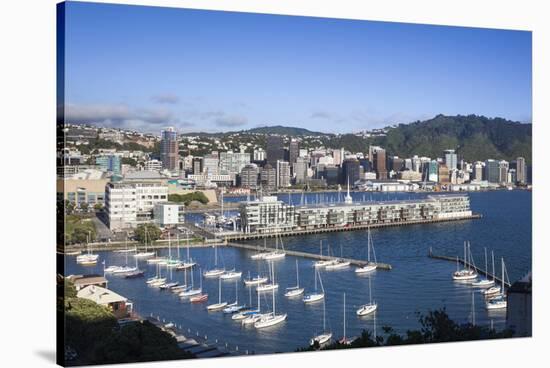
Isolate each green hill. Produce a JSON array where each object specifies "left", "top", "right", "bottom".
[{"left": 245, "top": 125, "right": 326, "bottom": 136}]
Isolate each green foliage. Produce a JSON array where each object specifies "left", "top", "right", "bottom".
[
  {"left": 93, "top": 202, "right": 103, "bottom": 211},
  {"left": 298, "top": 308, "right": 513, "bottom": 352},
  {"left": 65, "top": 215, "right": 96, "bottom": 244},
  {"left": 121, "top": 157, "right": 138, "bottom": 167},
  {"left": 168, "top": 191, "right": 209, "bottom": 206},
  {"left": 134, "top": 223, "right": 162, "bottom": 244}
]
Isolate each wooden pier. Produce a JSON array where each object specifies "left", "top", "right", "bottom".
[
  {"left": 226, "top": 241, "right": 392, "bottom": 270},
  {"left": 220, "top": 214, "right": 482, "bottom": 241},
  {"left": 428, "top": 248, "right": 510, "bottom": 287}
]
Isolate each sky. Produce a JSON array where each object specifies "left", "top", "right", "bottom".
[{"left": 61, "top": 1, "right": 532, "bottom": 134}]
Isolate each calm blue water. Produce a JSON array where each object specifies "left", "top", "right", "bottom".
[{"left": 65, "top": 190, "right": 531, "bottom": 355}]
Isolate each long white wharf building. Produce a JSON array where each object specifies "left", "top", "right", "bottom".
[{"left": 239, "top": 194, "right": 472, "bottom": 234}]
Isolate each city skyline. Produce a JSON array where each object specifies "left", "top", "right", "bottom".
[{"left": 62, "top": 2, "right": 532, "bottom": 134}]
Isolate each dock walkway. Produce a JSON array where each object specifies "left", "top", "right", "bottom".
[{"left": 226, "top": 241, "right": 392, "bottom": 270}]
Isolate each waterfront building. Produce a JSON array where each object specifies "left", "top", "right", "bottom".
[
  {"left": 266, "top": 136, "right": 285, "bottom": 166},
  {"left": 317, "top": 165, "right": 340, "bottom": 186},
  {"left": 333, "top": 147, "right": 345, "bottom": 166},
  {"left": 473, "top": 161, "right": 484, "bottom": 181},
  {"left": 289, "top": 139, "right": 300, "bottom": 164},
  {"left": 96, "top": 154, "right": 121, "bottom": 176},
  {"left": 239, "top": 194, "right": 472, "bottom": 234},
  {"left": 187, "top": 173, "right": 234, "bottom": 187},
  {"left": 514, "top": 157, "right": 527, "bottom": 184},
  {"left": 293, "top": 157, "right": 309, "bottom": 184},
  {"left": 153, "top": 202, "right": 185, "bottom": 227},
  {"left": 399, "top": 169, "right": 422, "bottom": 181},
  {"left": 508, "top": 169, "right": 517, "bottom": 184},
  {"left": 58, "top": 177, "right": 108, "bottom": 207},
  {"left": 484, "top": 159, "right": 500, "bottom": 184},
  {"left": 240, "top": 163, "right": 259, "bottom": 189},
  {"left": 160, "top": 127, "right": 178, "bottom": 170},
  {"left": 390, "top": 157, "right": 403, "bottom": 172},
  {"left": 444, "top": 149, "right": 458, "bottom": 170},
  {"left": 220, "top": 151, "right": 251, "bottom": 175},
  {"left": 438, "top": 164, "right": 450, "bottom": 185},
  {"left": 342, "top": 158, "right": 361, "bottom": 185},
  {"left": 105, "top": 181, "right": 168, "bottom": 229},
  {"left": 276, "top": 160, "right": 291, "bottom": 188},
  {"left": 77, "top": 285, "right": 132, "bottom": 319},
  {"left": 260, "top": 164, "right": 277, "bottom": 192},
  {"left": 428, "top": 160, "right": 439, "bottom": 182},
  {"left": 499, "top": 160, "right": 509, "bottom": 184}
]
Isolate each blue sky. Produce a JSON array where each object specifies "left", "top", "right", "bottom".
[{"left": 62, "top": 1, "right": 532, "bottom": 133}]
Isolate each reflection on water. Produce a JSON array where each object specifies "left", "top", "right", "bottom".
[{"left": 65, "top": 190, "right": 531, "bottom": 354}]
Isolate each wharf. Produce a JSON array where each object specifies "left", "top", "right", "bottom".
[
  {"left": 226, "top": 241, "right": 392, "bottom": 270},
  {"left": 221, "top": 214, "right": 482, "bottom": 241},
  {"left": 428, "top": 248, "right": 511, "bottom": 287}
]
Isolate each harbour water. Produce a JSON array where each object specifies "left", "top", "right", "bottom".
[{"left": 65, "top": 190, "right": 531, "bottom": 355}]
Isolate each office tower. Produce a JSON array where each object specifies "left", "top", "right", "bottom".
[
  {"left": 203, "top": 153, "right": 219, "bottom": 175},
  {"left": 333, "top": 147, "right": 345, "bottom": 166},
  {"left": 260, "top": 164, "right": 277, "bottom": 192},
  {"left": 515, "top": 157, "right": 526, "bottom": 184},
  {"left": 473, "top": 161, "right": 484, "bottom": 181},
  {"left": 499, "top": 160, "right": 509, "bottom": 184},
  {"left": 428, "top": 160, "right": 439, "bottom": 182},
  {"left": 289, "top": 139, "right": 300, "bottom": 164},
  {"left": 160, "top": 127, "right": 178, "bottom": 170},
  {"left": 438, "top": 164, "right": 450, "bottom": 185},
  {"left": 276, "top": 160, "right": 291, "bottom": 188},
  {"left": 359, "top": 158, "right": 371, "bottom": 173},
  {"left": 372, "top": 148, "right": 387, "bottom": 179},
  {"left": 293, "top": 157, "right": 308, "bottom": 184},
  {"left": 253, "top": 148, "right": 266, "bottom": 161},
  {"left": 342, "top": 158, "right": 360, "bottom": 185},
  {"left": 484, "top": 159, "right": 500, "bottom": 183},
  {"left": 95, "top": 155, "right": 121, "bottom": 176},
  {"left": 391, "top": 157, "right": 403, "bottom": 172},
  {"left": 508, "top": 169, "right": 517, "bottom": 184},
  {"left": 192, "top": 157, "right": 203, "bottom": 175},
  {"left": 219, "top": 151, "right": 251, "bottom": 175},
  {"left": 444, "top": 149, "right": 457, "bottom": 170},
  {"left": 240, "top": 163, "right": 259, "bottom": 189},
  {"left": 266, "top": 135, "right": 285, "bottom": 166}
]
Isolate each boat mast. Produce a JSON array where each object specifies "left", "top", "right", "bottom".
[
  {"left": 322, "top": 297, "right": 326, "bottom": 332},
  {"left": 272, "top": 261, "right": 276, "bottom": 315},
  {"left": 296, "top": 259, "right": 300, "bottom": 288},
  {"left": 491, "top": 251, "right": 495, "bottom": 281},
  {"left": 343, "top": 293, "right": 346, "bottom": 341},
  {"left": 218, "top": 277, "right": 222, "bottom": 304},
  {"left": 484, "top": 247, "right": 488, "bottom": 278}
]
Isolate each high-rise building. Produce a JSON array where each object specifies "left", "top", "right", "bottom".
[
  {"left": 276, "top": 160, "right": 291, "bottom": 188},
  {"left": 438, "top": 164, "right": 450, "bottom": 185},
  {"left": 293, "top": 157, "right": 308, "bottom": 184},
  {"left": 499, "top": 160, "right": 509, "bottom": 184},
  {"left": 253, "top": 148, "right": 266, "bottom": 161},
  {"left": 515, "top": 157, "right": 526, "bottom": 184},
  {"left": 473, "top": 161, "right": 484, "bottom": 181},
  {"left": 96, "top": 155, "right": 121, "bottom": 176},
  {"left": 203, "top": 153, "right": 219, "bottom": 175},
  {"left": 342, "top": 158, "right": 360, "bottom": 185},
  {"left": 266, "top": 136, "right": 285, "bottom": 166},
  {"left": 160, "top": 127, "right": 178, "bottom": 170},
  {"left": 219, "top": 151, "right": 250, "bottom": 175},
  {"left": 484, "top": 159, "right": 500, "bottom": 183},
  {"left": 240, "top": 163, "right": 259, "bottom": 189},
  {"left": 372, "top": 148, "right": 387, "bottom": 179},
  {"left": 192, "top": 157, "right": 203, "bottom": 175},
  {"left": 391, "top": 157, "right": 404, "bottom": 172},
  {"left": 289, "top": 139, "right": 300, "bottom": 164},
  {"left": 428, "top": 160, "right": 439, "bottom": 182},
  {"left": 444, "top": 149, "right": 457, "bottom": 170},
  {"left": 333, "top": 148, "right": 345, "bottom": 166},
  {"left": 260, "top": 164, "right": 277, "bottom": 192},
  {"left": 359, "top": 158, "right": 371, "bottom": 173}
]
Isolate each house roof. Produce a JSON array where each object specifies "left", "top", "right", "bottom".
[
  {"left": 72, "top": 275, "right": 108, "bottom": 287},
  {"left": 77, "top": 285, "right": 127, "bottom": 305}
]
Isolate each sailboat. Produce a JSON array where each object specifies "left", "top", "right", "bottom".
[
  {"left": 134, "top": 227, "right": 155, "bottom": 258},
  {"left": 452, "top": 241, "right": 478, "bottom": 281},
  {"left": 285, "top": 259, "right": 305, "bottom": 297},
  {"left": 76, "top": 234, "right": 99, "bottom": 265},
  {"left": 338, "top": 293, "right": 354, "bottom": 345},
  {"left": 325, "top": 244, "right": 351, "bottom": 270},
  {"left": 256, "top": 261, "right": 279, "bottom": 292},
  {"left": 220, "top": 269, "right": 243, "bottom": 280},
  {"left": 241, "top": 283, "right": 264, "bottom": 325},
  {"left": 356, "top": 276, "right": 377, "bottom": 316},
  {"left": 355, "top": 227, "right": 377, "bottom": 274},
  {"left": 203, "top": 245, "right": 225, "bottom": 278},
  {"left": 243, "top": 270, "right": 268, "bottom": 286},
  {"left": 262, "top": 235, "right": 286, "bottom": 261},
  {"left": 482, "top": 251, "right": 501, "bottom": 296},
  {"left": 254, "top": 261, "right": 287, "bottom": 329},
  {"left": 303, "top": 268, "right": 325, "bottom": 303},
  {"left": 207, "top": 277, "right": 228, "bottom": 311},
  {"left": 232, "top": 286, "right": 257, "bottom": 320},
  {"left": 310, "top": 297, "right": 332, "bottom": 346},
  {"left": 146, "top": 263, "right": 167, "bottom": 286},
  {"left": 111, "top": 237, "right": 138, "bottom": 275},
  {"left": 223, "top": 279, "right": 246, "bottom": 313},
  {"left": 472, "top": 248, "right": 496, "bottom": 287},
  {"left": 314, "top": 240, "right": 336, "bottom": 268},
  {"left": 486, "top": 257, "right": 508, "bottom": 310},
  {"left": 179, "top": 232, "right": 196, "bottom": 269},
  {"left": 190, "top": 293, "right": 208, "bottom": 303},
  {"left": 180, "top": 268, "right": 202, "bottom": 297},
  {"left": 250, "top": 238, "right": 269, "bottom": 260}
]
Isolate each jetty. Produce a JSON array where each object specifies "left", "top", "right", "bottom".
[
  {"left": 226, "top": 241, "right": 392, "bottom": 270},
  {"left": 428, "top": 248, "right": 511, "bottom": 287}
]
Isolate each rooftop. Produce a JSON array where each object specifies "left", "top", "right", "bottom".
[{"left": 77, "top": 285, "right": 127, "bottom": 305}]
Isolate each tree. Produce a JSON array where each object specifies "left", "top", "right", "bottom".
[
  {"left": 134, "top": 223, "right": 161, "bottom": 244},
  {"left": 168, "top": 192, "right": 209, "bottom": 206},
  {"left": 80, "top": 202, "right": 89, "bottom": 212},
  {"left": 93, "top": 203, "right": 104, "bottom": 211},
  {"left": 121, "top": 157, "right": 138, "bottom": 167},
  {"left": 65, "top": 200, "right": 75, "bottom": 215}
]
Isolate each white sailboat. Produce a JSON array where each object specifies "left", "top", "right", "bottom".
[
  {"left": 473, "top": 248, "right": 496, "bottom": 287},
  {"left": 355, "top": 227, "right": 377, "bottom": 274},
  {"left": 262, "top": 235, "right": 286, "bottom": 261},
  {"left": 76, "top": 234, "right": 99, "bottom": 265},
  {"left": 232, "top": 286, "right": 257, "bottom": 320},
  {"left": 181, "top": 232, "right": 197, "bottom": 268},
  {"left": 203, "top": 245, "right": 225, "bottom": 278},
  {"left": 254, "top": 262, "right": 287, "bottom": 329},
  {"left": 243, "top": 270, "right": 268, "bottom": 286},
  {"left": 356, "top": 276, "right": 378, "bottom": 316},
  {"left": 146, "top": 263, "right": 167, "bottom": 286},
  {"left": 285, "top": 259, "right": 305, "bottom": 297},
  {"left": 250, "top": 238, "right": 269, "bottom": 260},
  {"left": 207, "top": 277, "right": 228, "bottom": 311},
  {"left": 486, "top": 257, "right": 508, "bottom": 310},
  {"left": 452, "top": 241, "right": 478, "bottom": 281},
  {"left": 134, "top": 227, "right": 155, "bottom": 258},
  {"left": 313, "top": 240, "right": 336, "bottom": 268},
  {"left": 220, "top": 269, "right": 243, "bottom": 280},
  {"left": 241, "top": 284, "right": 263, "bottom": 325},
  {"left": 223, "top": 279, "right": 246, "bottom": 313},
  {"left": 180, "top": 268, "right": 202, "bottom": 297},
  {"left": 339, "top": 293, "right": 353, "bottom": 345},
  {"left": 310, "top": 297, "right": 332, "bottom": 346},
  {"left": 303, "top": 268, "right": 325, "bottom": 303}
]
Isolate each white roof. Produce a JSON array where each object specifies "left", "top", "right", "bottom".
[{"left": 77, "top": 285, "right": 127, "bottom": 305}]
